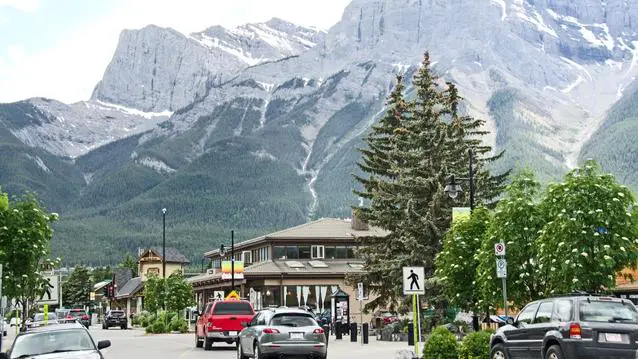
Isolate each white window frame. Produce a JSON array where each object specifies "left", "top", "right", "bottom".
[
  {"left": 311, "top": 245, "right": 325, "bottom": 259},
  {"left": 242, "top": 251, "right": 252, "bottom": 264}
]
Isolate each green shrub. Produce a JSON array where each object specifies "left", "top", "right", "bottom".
[
  {"left": 151, "top": 321, "right": 167, "bottom": 334},
  {"left": 424, "top": 326, "right": 459, "bottom": 359},
  {"left": 459, "top": 331, "right": 492, "bottom": 359},
  {"left": 169, "top": 318, "right": 189, "bottom": 333}
]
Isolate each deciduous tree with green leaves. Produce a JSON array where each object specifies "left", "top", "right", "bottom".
[
  {"left": 165, "top": 272, "right": 195, "bottom": 313},
  {"left": 143, "top": 273, "right": 165, "bottom": 314},
  {"left": 435, "top": 207, "right": 490, "bottom": 312},
  {"left": 0, "top": 190, "right": 59, "bottom": 328},
  {"left": 475, "top": 170, "right": 545, "bottom": 311},
  {"left": 535, "top": 160, "right": 638, "bottom": 294}
]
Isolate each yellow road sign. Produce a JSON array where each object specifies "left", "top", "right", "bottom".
[{"left": 225, "top": 291, "right": 240, "bottom": 300}]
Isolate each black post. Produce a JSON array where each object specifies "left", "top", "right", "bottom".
[
  {"left": 350, "top": 322, "right": 357, "bottom": 342},
  {"left": 362, "top": 322, "right": 369, "bottom": 344},
  {"left": 468, "top": 148, "right": 475, "bottom": 211},
  {"left": 231, "top": 230, "right": 235, "bottom": 292},
  {"left": 162, "top": 208, "right": 166, "bottom": 279}
]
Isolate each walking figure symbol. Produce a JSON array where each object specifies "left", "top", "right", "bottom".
[{"left": 407, "top": 270, "right": 420, "bottom": 290}]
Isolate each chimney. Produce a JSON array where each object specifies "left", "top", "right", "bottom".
[
  {"left": 138, "top": 247, "right": 144, "bottom": 257},
  {"left": 351, "top": 209, "right": 369, "bottom": 230}
]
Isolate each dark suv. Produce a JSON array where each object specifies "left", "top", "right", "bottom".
[
  {"left": 490, "top": 292, "right": 638, "bottom": 359},
  {"left": 102, "top": 309, "right": 127, "bottom": 330}
]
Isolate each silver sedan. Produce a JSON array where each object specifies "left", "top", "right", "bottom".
[{"left": 237, "top": 308, "right": 327, "bottom": 359}]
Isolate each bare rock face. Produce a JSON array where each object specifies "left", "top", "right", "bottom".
[{"left": 91, "top": 19, "right": 325, "bottom": 113}]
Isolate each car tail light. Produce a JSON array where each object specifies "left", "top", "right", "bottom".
[
  {"left": 82, "top": 315, "right": 89, "bottom": 320},
  {"left": 313, "top": 328, "right": 325, "bottom": 334},
  {"left": 66, "top": 315, "right": 73, "bottom": 320},
  {"left": 262, "top": 328, "right": 280, "bottom": 334},
  {"left": 569, "top": 323, "right": 581, "bottom": 339}
]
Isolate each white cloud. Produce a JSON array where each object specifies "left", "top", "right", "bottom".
[
  {"left": 0, "top": 0, "right": 40, "bottom": 12},
  {"left": 6, "top": 44, "right": 25, "bottom": 62},
  {"left": 0, "top": 0, "right": 350, "bottom": 104}
]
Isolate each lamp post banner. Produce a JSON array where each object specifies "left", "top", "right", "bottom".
[
  {"left": 452, "top": 207, "right": 471, "bottom": 223},
  {"left": 221, "top": 260, "right": 244, "bottom": 280}
]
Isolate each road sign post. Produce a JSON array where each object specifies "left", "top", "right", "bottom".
[
  {"left": 495, "top": 243, "right": 508, "bottom": 317},
  {"left": 44, "top": 304, "right": 49, "bottom": 325},
  {"left": 403, "top": 267, "right": 424, "bottom": 357}
]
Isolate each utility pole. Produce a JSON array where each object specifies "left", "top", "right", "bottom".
[{"left": 162, "top": 208, "right": 167, "bottom": 279}]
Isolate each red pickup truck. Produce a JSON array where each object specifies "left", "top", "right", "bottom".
[{"left": 195, "top": 299, "right": 255, "bottom": 350}]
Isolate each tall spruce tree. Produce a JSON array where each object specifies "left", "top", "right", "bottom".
[{"left": 352, "top": 52, "right": 507, "bottom": 312}]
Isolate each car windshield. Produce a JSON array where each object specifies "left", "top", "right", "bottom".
[
  {"left": 10, "top": 329, "right": 95, "bottom": 358},
  {"left": 213, "top": 302, "right": 253, "bottom": 315},
  {"left": 271, "top": 313, "right": 318, "bottom": 327},
  {"left": 579, "top": 300, "right": 638, "bottom": 322}
]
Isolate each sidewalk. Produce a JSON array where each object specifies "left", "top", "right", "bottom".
[{"left": 327, "top": 335, "right": 418, "bottom": 358}]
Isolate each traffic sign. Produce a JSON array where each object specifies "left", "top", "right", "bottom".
[
  {"left": 403, "top": 267, "right": 425, "bottom": 295},
  {"left": 496, "top": 259, "right": 507, "bottom": 278},
  {"left": 89, "top": 292, "right": 95, "bottom": 301},
  {"left": 494, "top": 243, "right": 506, "bottom": 256},
  {"left": 213, "top": 291, "right": 225, "bottom": 301}
]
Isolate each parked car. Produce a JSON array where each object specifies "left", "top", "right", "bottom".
[
  {"left": 371, "top": 310, "right": 398, "bottom": 329},
  {"left": 237, "top": 307, "right": 327, "bottom": 359},
  {"left": 1, "top": 319, "right": 7, "bottom": 336},
  {"left": 30, "top": 312, "right": 58, "bottom": 328},
  {"left": 102, "top": 309, "right": 127, "bottom": 330},
  {"left": 56, "top": 309, "right": 72, "bottom": 324},
  {"left": 490, "top": 292, "right": 638, "bottom": 359},
  {"left": 195, "top": 298, "right": 255, "bottom": 350},
  {"left": 9, "top": 317, "right": 21, "bottom": 327},
  {"left": 0, "top": 322, "right": 111, "bottom": 359},
  {"left": 69, "top": 308, "right": 91, "bottom": 328}
]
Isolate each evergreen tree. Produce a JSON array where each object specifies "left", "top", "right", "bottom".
[
  {"left": 351, "top": 52, "right": 507, "bottom": 312},
  {"left": 62, "top": 266, "right": 93, "bottom": 308}
]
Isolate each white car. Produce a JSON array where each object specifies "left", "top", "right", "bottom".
[
  {"left": 9, "top": 317, "right": 20, "bottom": 327},
  {"left": 1, "top": 320, "right": 7, "bottom": 336}
]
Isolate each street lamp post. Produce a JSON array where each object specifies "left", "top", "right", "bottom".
[
  {"left": 444, "top": 148, "right": 479, "bottom": 331},
  {"left": 219, "top": 230, "right": 235, "bottom": 294},
  {"left": 162, "top": 208, "right": 167, "bottom": 279}
]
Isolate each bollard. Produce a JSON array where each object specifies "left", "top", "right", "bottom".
[
  {"left": 362, "top": 323, "right": 369, "bottom": 344},
  {"left": 407, "top": 321, "right": 415, "bottom": 346},
  {"left": 350, "top": 323, "right": 357, "bottom": 342},
  {"left": 336, "top": 322, "right": 343, "bottom": 340}
]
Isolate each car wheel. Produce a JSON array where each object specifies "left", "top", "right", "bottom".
[
  {"left": 204, "top": 337, "right": 213, "bottom": 351},
  {"left": 236, "top": 342, "right": 248, "bottom": 359},
  {"left": 121, "top": 325, "right": 127, "bottom": 330},
  {"left": 490, "top": 343, "right": 508, "bottom": 359},
  {"left": 253, "top": 343, "right": 261, "bottom": 359},
  {"left": 546, "top": 344, "right": 564, "bottom": 359}
]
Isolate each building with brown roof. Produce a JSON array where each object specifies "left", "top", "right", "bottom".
[{"left": 188, "top": 216, "right": 389, "bottom": 323}]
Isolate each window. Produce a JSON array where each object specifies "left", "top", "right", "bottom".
[
  {"left": 286, "top": 246, "right": 299, "bottom": 259},
  {"left": 311, "top": 245, "right": 325, "bottom": 259},
  {"left": 213, "top": 302, "right": 254, "bottom": 315},
  {"left": 270, "top": 313, "right": 317, "bottom": 327},
  {"left": 262, "top": 247, "right": 269, "bottom": 261},
  {"left": 335, "top": 246, "right": 347, "bottom": 259},
  {"left": 298, "top": 246, "right": 311, "bottom": 259},
  {"left": 579, "top": 299, "right": 638, "bottom": 323},
  {"left": 516, "top": 303, "right": 539, "bottom": 325},
  {"left": 249, "top": 312, "right": 261, "bottom": 326},
  {"left": 147, "top": 267, "right": 159, "bottom": 275},
  {"left": 552, "top": 299, "right": 573, "bottom": 322},
  {"left": 324, "top": 246, "right": 336, "bottom": 259},
  {"left": 533, "top": 301, "right": 554, "bottom": 323},
  {"left": 346, "top": 246, "right": 356, "bottom": 258},
  {"left": 242, "top": 251, "right": 252, "bottom": 264},
  {"left": 274, "top": 246, "right": 285, "bottom": 259}
]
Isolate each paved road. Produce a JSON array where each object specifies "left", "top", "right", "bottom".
[{"left": 2, "top": 326, "right": 412, "bottom": 358}]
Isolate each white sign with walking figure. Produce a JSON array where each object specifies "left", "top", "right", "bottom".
[{"left": 403, "top": 267, "right": 425, "bottom": 295}]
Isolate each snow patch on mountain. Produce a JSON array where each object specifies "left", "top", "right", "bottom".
[
  {"left": 137, "top": 157, "right": 176, "bottom": 173},
  {"left": 91, "top": 100, "right": 173, "bottom": 119},
  {"left": 251, "top": 149, "right": 277, "bottom": 161},
  {"left": 26, "top": 154, "right": 50, "bottom": 173}
]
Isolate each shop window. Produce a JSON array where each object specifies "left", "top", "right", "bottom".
[
  {"left": 335, "top": 246, "right": 347, "bottom": 259},
  {"left": 286, "top": 246, "right": 299, "bottom": 259},
  {"left": 274, "top": 246, "right": 286, "bottom": 259},
  {"left": 325, "top": 246, "right": 336, "bottom": 259}
]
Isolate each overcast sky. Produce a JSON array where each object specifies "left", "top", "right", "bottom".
[{"left": 0, "top": 0, "right": 351, "bottom": 104}]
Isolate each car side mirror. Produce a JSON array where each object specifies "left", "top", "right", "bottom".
[
  {"left": 506, "top": 317, "right": 515, "bottom": 325},
  {"left": 241, "top": 321, "right": 249, "bottom": 327},
  {"left": 97, "top": 340, "right": 111, "bottom": 350}
]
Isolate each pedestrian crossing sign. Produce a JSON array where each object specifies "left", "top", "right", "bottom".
[
  {"left": 225, "top": 291, "right": 241, "bottom": 300},
  {"left": 403, "top": 267, "right": 425, "bottom": 295}
]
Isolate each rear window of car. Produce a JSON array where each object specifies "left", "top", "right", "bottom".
[
  {"left": 70, "top": 311, "right": 86, "bottom": 317},
  {"left": 579, "top": 299, "right": 638, "bottom": 322},
  {"left": 110, "top": 311, "right": 125, "bottom": 317},
  {"left": 270, "top": 313, "right": 317, "bottom": 327},
  {"left": 34, "top": 313, "right": 57, "bottom": 321},
  {"left": 212, "top": 302, "right": 253, "bottom": 315}
]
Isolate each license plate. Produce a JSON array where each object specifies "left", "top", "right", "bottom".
[
  {"left": 228, "top": 331, "right": 237, "bottom": 336},
  {"left": 290, "top": 332, "right": 304, "bottom": 339},
  {"left": 606, "top": 333, "right": 623, "bottom": 342}
]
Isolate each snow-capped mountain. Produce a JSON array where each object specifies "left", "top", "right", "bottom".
[{"left": 2, "top": 0, "right": 638, "bottom": 263}]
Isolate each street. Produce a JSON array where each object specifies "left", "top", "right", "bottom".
[{"left": 2, "top": 326, "right": 412, "bottom": 359}]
